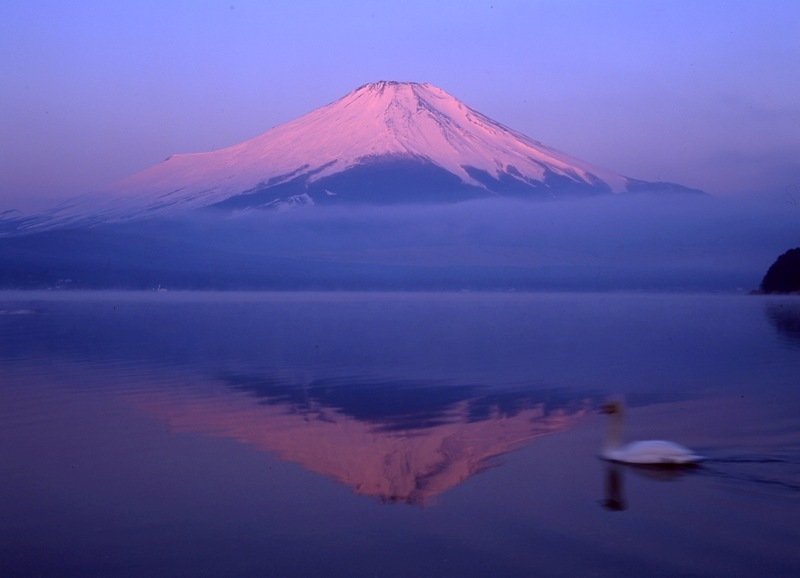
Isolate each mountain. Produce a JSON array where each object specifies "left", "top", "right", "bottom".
[
  {"left": 0, "top": 81, "right": 719, "bottom": 291},
  {"left": 5, "top": 81, "right": 702, "bottom": 233},
  {"left": 137, "top": 375, "right": 590, "bottom": 505}
]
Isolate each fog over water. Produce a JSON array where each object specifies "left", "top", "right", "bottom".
[
  {"left": 190, "top": 194, "right": 800, "bottom": 291},
  {"left": 1, "top": 193, "right": 797, "bottom": 291}
]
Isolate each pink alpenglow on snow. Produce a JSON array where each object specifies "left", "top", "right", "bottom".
[{"left": 16, "top": 81, "right": 703, "bottom": 228}]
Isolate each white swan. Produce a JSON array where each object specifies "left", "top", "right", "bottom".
[{"left": 599, "top": 402, "right": 703, "bottom": 465}]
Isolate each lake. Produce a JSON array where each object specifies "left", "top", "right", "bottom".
[{"left": 1, "top": 291, "right": 799, "bottom": 577}]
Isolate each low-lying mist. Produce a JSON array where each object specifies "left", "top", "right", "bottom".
[
  {"left": 197, "top": 194, "right": 798, "bottom": 291},
  {"left": 1, "top": 194, "right": 797, "bottom": 291}
]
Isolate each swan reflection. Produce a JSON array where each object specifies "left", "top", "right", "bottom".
[
  {"left": 601, "top": 462, "right": 694, "bottom": 512},
  {"left": 134, "top": 375, "right": 593, "bottom": 505},
  {"left": 602, "top": 463, "right": 626, "bottom": 511}
]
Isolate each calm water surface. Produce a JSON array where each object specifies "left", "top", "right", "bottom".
[{"left": 1, "top": 291, "right": 799, "bottom": 577}]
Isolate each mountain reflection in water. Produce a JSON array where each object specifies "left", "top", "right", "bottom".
[{"left": 132, "top": 375, "right": 594, "bottom": 505}]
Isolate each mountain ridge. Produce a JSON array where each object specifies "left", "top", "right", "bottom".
[
  {"left": 2, "top": 81, "right": 704, "bottom": 236},
  {"left": 106, "top": 80, "right": 631, "bottom": 209}
]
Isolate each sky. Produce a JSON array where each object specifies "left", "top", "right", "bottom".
[{"left": 1, "top": 0, "right": 799, "bottom": 211}]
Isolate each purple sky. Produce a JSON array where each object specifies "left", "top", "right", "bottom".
[{"left": 2, "top": 1, "right": 799, "bottom": 211}]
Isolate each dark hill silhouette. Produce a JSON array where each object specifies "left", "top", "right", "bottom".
[{"left": 760, "top": 247, "right": 800, "bottom": 294}]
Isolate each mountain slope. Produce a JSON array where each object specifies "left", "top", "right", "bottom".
[
  {"left": 3, "top": 81, "right": 705, "bottom": 237},
  {"left": 109, "top": 81, "right": 630, "bottom": 208},
  {"left": 38, "top": 82, "right": 700, "bottom": 222}
]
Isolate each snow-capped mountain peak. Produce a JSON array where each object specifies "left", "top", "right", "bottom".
[
  {"left": 5, "top": 81, "right": 702, "bottom": 232},
  {"left": 99, "top": 81, "right": 636, "bottom": 213}
]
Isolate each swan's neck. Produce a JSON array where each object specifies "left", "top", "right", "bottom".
[{"left": 604, "top": 411, "right": 624, "bottom": 453}]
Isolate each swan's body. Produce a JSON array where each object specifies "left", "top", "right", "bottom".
[
  {"left": 600, "top": 402, "right": 703, "bottom": 465},
  {"left": 602, "top": 440, "right": 702, "bottom": 465}
]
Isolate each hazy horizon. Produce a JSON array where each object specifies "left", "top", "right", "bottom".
[{"left": 2, "top": 195, "right": 796, "bottom": 292}]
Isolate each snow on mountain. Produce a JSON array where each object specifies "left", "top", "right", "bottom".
[
  {"left": 105, "top": 81, "right": 625, "bottom": 208},
  {"left": 7, "top": 81, "right": 703, "bottom": 232}
]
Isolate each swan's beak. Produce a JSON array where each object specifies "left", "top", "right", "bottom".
[{"left": 599, "top": 403, "right": 617, "bottom": 414}]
